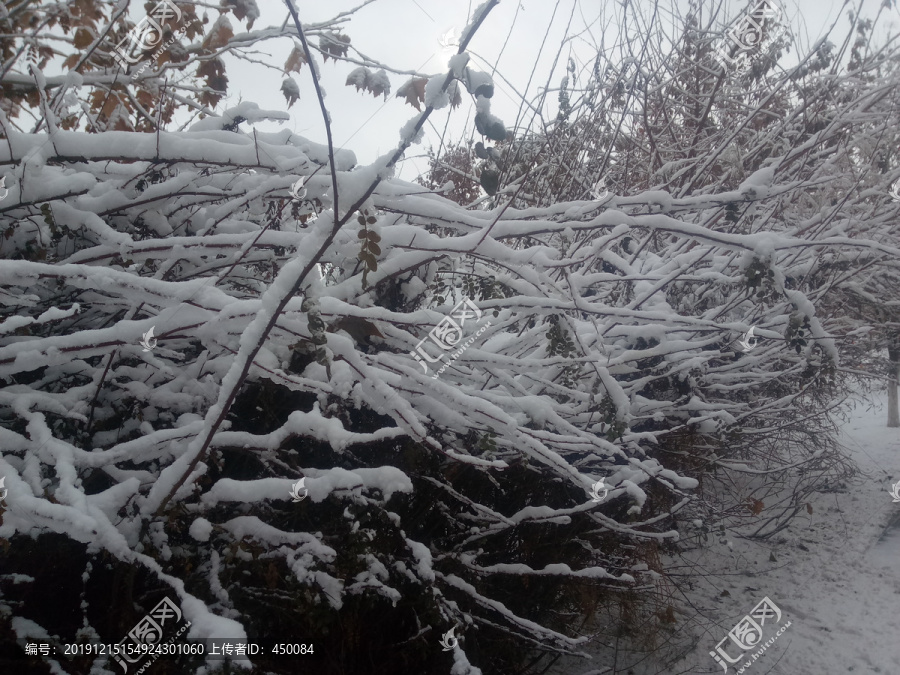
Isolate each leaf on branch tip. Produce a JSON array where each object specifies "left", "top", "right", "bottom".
[
  {"left": 284, "top": 46, "right": 307, "bottom": 74},
  {"left": 475, "top": 111, "right": 507, "bottom": 142},
  {"left": 320, "top": 32, "right": 350, "bottom": 61},
  {"left": 480, "top": 167, "right": 500, "bottom": 195},
  {"left": 74, "top": 28, "right": 94, "bottom": 49},
  {"left": 463, "top": 67, "right": 494, "bottom": 98},
  {"left": 220, "top": 0, "right": 258, "bottom": 29},
  {"left": 202, "top": 16, "right": 234, "bottom": 50},
  {"left": 330, "top": 317, "right": 384, "bottom": 341},
  {"left": 346, "top": 68, "right": 391, "bottom": 99},
  {"left": 448, "top": 80, "right": 462, "bottom": 109},
  {"left": 196, "top": 58, "right": 228, "bottom": 106},
  {"left": 397, "top": 77, "right": 427, "bottom": 111},
  {"left": 346, "top": 67, "right": 371, "bottom": 91},
  {"left": 281, "top": 78, "right": 300, "bottom": 108}
]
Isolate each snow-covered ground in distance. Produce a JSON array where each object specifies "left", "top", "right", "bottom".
[{"left": 549, "top": 392, "right": 900, "bottom": 675}]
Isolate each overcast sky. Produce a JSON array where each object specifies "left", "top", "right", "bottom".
[{"left": 212, "top": 0, "right": 899, "bottom": 181}]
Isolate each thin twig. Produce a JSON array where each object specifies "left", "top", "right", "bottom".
[{"left": 282, "top": 0, "right": 340, "bottom": 222}]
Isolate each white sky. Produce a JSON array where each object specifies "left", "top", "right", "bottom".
[{"left": 211, "top": 0, "right": 898, "bottom": 181}]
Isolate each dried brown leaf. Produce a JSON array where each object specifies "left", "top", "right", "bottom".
[
  {"left": 320, "top": 33, "right": 350, "bottom": 61},
  {"left": 397, "top": 77, "right": 427, "bottom": 111},
  {"left": 73, "top": 27, "right": 93, "bottom": 49},
  {"left": 203, "top": 17, "right": 234, "bottom": 50},
  {"left": 284, "top": 46, "right": 307, "bottom": 74}
]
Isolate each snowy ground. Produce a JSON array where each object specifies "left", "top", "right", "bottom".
[{"left": 550, "top": 392, "right": 900, "bottom": 675}]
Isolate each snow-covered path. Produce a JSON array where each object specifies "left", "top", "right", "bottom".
[
  {"left": 676, "top": 393, "right": 900, "bottom": 675},
  {"left": 757, "top": 394, "right": 900, "bottom": 675},
  {"left": 551, "top": 394, "right": 900, "bottom": 675}
]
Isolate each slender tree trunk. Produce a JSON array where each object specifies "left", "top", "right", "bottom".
[{"left": 888, "top": 344, "right": 900, "bottom": 428}]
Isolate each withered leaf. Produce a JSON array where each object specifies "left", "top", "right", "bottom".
[
  {"left": 350, "top": 69, "right": 392, "bottom": 99},
  {"left": 449, "top": 81, "right": 462, "bottom": 109},
  {"left": 397, "top": 77, "right": 427, "bottom": 111},
  {"left": 73, "top": 27, "right": 93, "bottom": 49},
  {"left": 202, "top": 16, "right": 234, "bottom": 50},
  {"left": 284, "top": 46, "right": 307, "bottom": 74},
  {"left": 320, "top": 33, "right": 350, "bottom": 61},
  {"left": 747, "top": 498, "right": 764, "bottom": 515},
  {"left": 221, "top": 0, "right": 257, "bottom": 29},
  {"left": 346, "top": 66, "right": 370, "bottom": 92},
  {"left": 330, "top": 316, "right": 384, "bottom": 341},
  {"left": 281, "top": 77, "right": 300, "bottom": 108}
]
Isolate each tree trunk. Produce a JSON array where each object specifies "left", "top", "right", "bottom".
[{"left": 888, "top": 345, "right": 900, "bottom": 428}]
